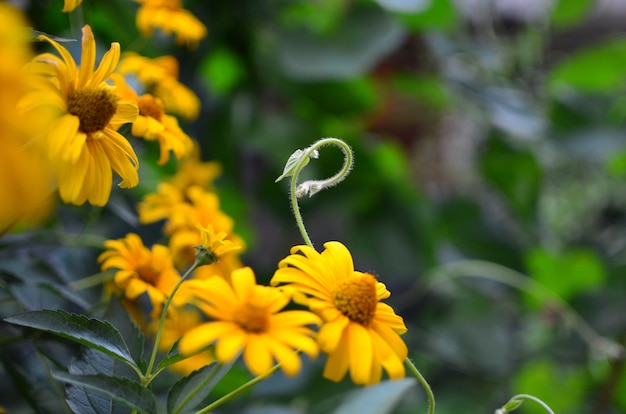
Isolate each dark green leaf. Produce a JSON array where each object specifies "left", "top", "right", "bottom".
[
  {"left": 103, "top": 295, "right": 145, "bottom": 366},
  {"left": 478, "top": 135, "right": 541, "bottom": 224},
  {"left": 278, "top": 6, "right": 405, "bottom": 79},
  {"left": 332, "top": 378, "right": 417, "bottom": 414},
  {"left": 5, "top": 310, "right": 136, "bottom": 367},
  {"left": 167, "top": 363, "right": 229, "bottom": 414},
  {"left": 53, "top": 371, "right": 156, "bottom": 414}
]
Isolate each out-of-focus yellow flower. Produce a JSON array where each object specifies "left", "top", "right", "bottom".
[
  {"left": 0, "top": 4, "right": 54, "bottom": 232},
  {"left": 179, "top": 267, "right": 321, "bottom": 377},
  {"left": 169, "top": 145, "right": 222, "bottom": 191},
  {"left": 135, "top": 0, "right": 207, "bottom": 48},
  {"left": 118, "top": 52, "right": 200, "bottom": 120},
  {"left": 62, "top": 0, "right": 83, "bottom": 12},
  {"left": 112, "top": 74, "right": 193, "bottom": 165},
  {"left": 98, "top": 233, "right": 186, "bottom": 317},
  {"left": 272, "top": 241, "right": 408, "bottom": 385},
  {"left": 159, "top": 306, "right": 215, "bottom": 375},
  {"left": 20, "top": 25, "right": 139, "bottom": 206}
]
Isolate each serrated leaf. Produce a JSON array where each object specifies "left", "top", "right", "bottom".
[
  {"left": 168, "top": 362, "right": 231, "bottom": 414},
  {"left": 65, "top": 348, "right": 136, "bottom": 414},
  {"left": 53, "top": 371, "right": 156, "bottom": 414},
  {"left": 275, "top": 149, "right": 310, "bottom": 183},
  {"left": 5, "top": 310, "right": 137, "bottom": 368},
  {"left": 332, "top": 378, "right": 417, "bottom": 414}
]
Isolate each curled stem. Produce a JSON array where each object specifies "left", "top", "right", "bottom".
[
  {"left": 496, "top": 394, "right": 555, "bottom": 414},
  {"left": 280, "top": 137, "right": 353, "bottom": 248},
  {"left": 405, "top": 358, "right": 435, "bottom": 414}
]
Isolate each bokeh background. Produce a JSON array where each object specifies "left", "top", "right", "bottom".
[{"left": 3, "top": 0, "right": 626, "bottom": 412}]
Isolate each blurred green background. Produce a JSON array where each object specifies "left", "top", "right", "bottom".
[{"left": 3, "top": 0, "right": 626, "bottom": 412}]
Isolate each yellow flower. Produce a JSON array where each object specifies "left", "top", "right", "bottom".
[
  {"left": 62, "top": 0, "right": 83, "bottom": 12},
  {"left": 179, "top": 267, "right": 321, "bottom": 377},
  {"left": 20, "top": 25, "right": 139, "bottom": 206},
  {"left": 135, "top": 0, "right": 207, "bottom": 48},
  {"left": 195, "top": 224, "right": 242, "bottom": 265},
  {"left": 112, "top": 74, "right": 193, "bottom": 165},
  {"left": 118, "top": 52, "right": 200, "bottom": 120},
  {"left": 98, "top": 233, "right": 185, "bottom": 316},
  {"left": 169, "top": 145, "right": 222, "bottom": 191},
  {"left": 0, "top": 4, "right": 54, "bottom": 231},
  {"left": 271, "top": 241, "right": 408, "bottom": 385}
]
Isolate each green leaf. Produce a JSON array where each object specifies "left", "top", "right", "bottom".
[
  {"left": 5, "top": 310, "right": 137, "bottom": 368},
  {"left": 275, "top": 149, "right": 312, "bottom": 183},
  {"left": 200, "top": 47, "right": 245, "bottom": 96},
  {"left": 103, "top": 295, "right": 145, "bottom": 366},
  {"left": 548, "top": 39, "right": 626, "bottom": 94},
  {"left": 332, "top": 378, "right": 417, "bottom": 414},
  {"left": 66, "top": 349, "right": 131, "bottom": 414},
  {"left": 502, "top": 399, "right": 523, "bottom": 411},
  {"left": 550, "top": 0, "right": 593, "bottom": 28},
  {"left": 53, "top": 371, "right": 156, "bottom": 414},
  {"left": 396, "top": 0, "right": 457, "bottom": 31},
  {"left": 167, "top": 363, "right": 230, "bottom": 414},
  {"left": 278, "top": 5, "right": 405, "bottom": 79},
  {"left": 524, "top": 248, "right": 605, "bottom": 308},
  {"left": 478, "top": 135, "right": 541, "bottom": 223},
  {"left": 514, "top": 359, "right": 587, "bottom": 413}
]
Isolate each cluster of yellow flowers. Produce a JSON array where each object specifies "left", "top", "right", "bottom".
[{"left": 3, "top": 0, "right": 410, "bottom": 388}]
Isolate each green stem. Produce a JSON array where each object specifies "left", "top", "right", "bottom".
[
  {"left": 288, "top": 138, "right": 353, "bottom": 249},
  {"left": 418, "top": 260, "right": 624, "bottom": 360},
  {"left": 194, "top": 363, "right": 282, "bottom": 414},
  {"left": 405, "top": 358, "right": 435, "bottom": 414},
  {"left": 143, "top": 261, "right": 201, "bottom": 383}
]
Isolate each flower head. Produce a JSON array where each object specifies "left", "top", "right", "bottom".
[
  {"left": 179, "top": 267, "right": 321, "bottom": 377},
  {"left": 271, "top": 241, "right": 408, "bottom": 385},
  {"left": 118, "top": 52, "right": 200, "bottom": 120},
  {"left": 98, "top": 233, "right": 185, "bottom": 316},
  {"left": 194, "top": 224, "right": 242, "bottom": 266},
  {"left": 112, "top": 74, "right": 193, "bottom": 165},
  {"left": 135, "top": 0, "right": 207, "bottom": 48},
  {"left": 20, "top": 25, "right": 139, "bottom": 206},
  {"left": 62, "top": 0, "right": 83, "bottom": 12}
]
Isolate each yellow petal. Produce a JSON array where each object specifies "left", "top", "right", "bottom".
[
  {"left": 321, "top": 241, "right": 354, "bottom": 282},
  {"left": 92, "top": 42, "right": 121, "bottom": 86},
  {"left": 86, "top": 140, "right": 113, "bottom": 206},
  {"left": 322, "top": 333, "right": 350, "bottom": 382},
  {"left": 100, "top": 128, "right": 139, "bottom": 188},
  {"left": 38, "top": 34, "right": 77, "bottom": 85},
  {"left": 317, "top": 316, "right": 349, "bottom": 353},
  {"left": 266, "top": 338, "right": 301, "bottom": 377},
  {"left": 347, "top": 323, "right": 373, "bottom": 385},
  {"left": 231, "top": 267, "right": 256, "bottom": 301},
  {"left": 242, "top": 335, "right": 272, "bottom": 376},
  {"left": 77, "top": 25, "right": 95, "bottom": 86},
  {"left": 179, "top": 321, "right": 233, "bottom": 355},
  {"left": 111, "top": 101, "right": 138, "bottom": 127},
  {"left": 215, "top": 328, "right": 246, "bottom": 363}
]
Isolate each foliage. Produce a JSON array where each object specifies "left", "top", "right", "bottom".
[{"left": 2, "top": 0, "right": 626, "bottom": 413}]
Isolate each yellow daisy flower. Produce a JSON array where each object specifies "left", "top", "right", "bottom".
[
  {"left": 118, "top": 52, "right": 200, "bottom": 120},
  {"left": 20, "top": 25, "right": 139, "bottom": 206},
  {"left": 179, "top": 267, "right": 321, "bottom": 377},
  {"left": 135, "top": 0, "right": 207, "bottom": 48},
  {"left": 62, "top": 0, "right": 83, "bottom": 12},
  {"left": 98, "top": 233, "right": 186, "bottom": 316},
  {"left": 112, "top": 74, "right": 193, "bottom": 165},
  {"left": 271, "top": 241, "right": 408, "bottom": 385},
  {"left": 0, "top": 4, "right": 54, "bottom": 231},
  {"left": 196, "top": 224, "right": 242, "bottom": 261}
]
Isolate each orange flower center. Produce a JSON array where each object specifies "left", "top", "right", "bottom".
[
  {"left": 67, "top": 86, "right": 118, "bottom": 133},
  {"left": 332, "top": 273, "right": 378, "bottom": 326},
  {"left": 135, "top": 263, "right": 161, "bottom": 285},
  {"left": 137, "top": 94, "right": 164, "bottom": 120},
  {"left": 233, "top": 304, "right": 269, "bottom": 333}
]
